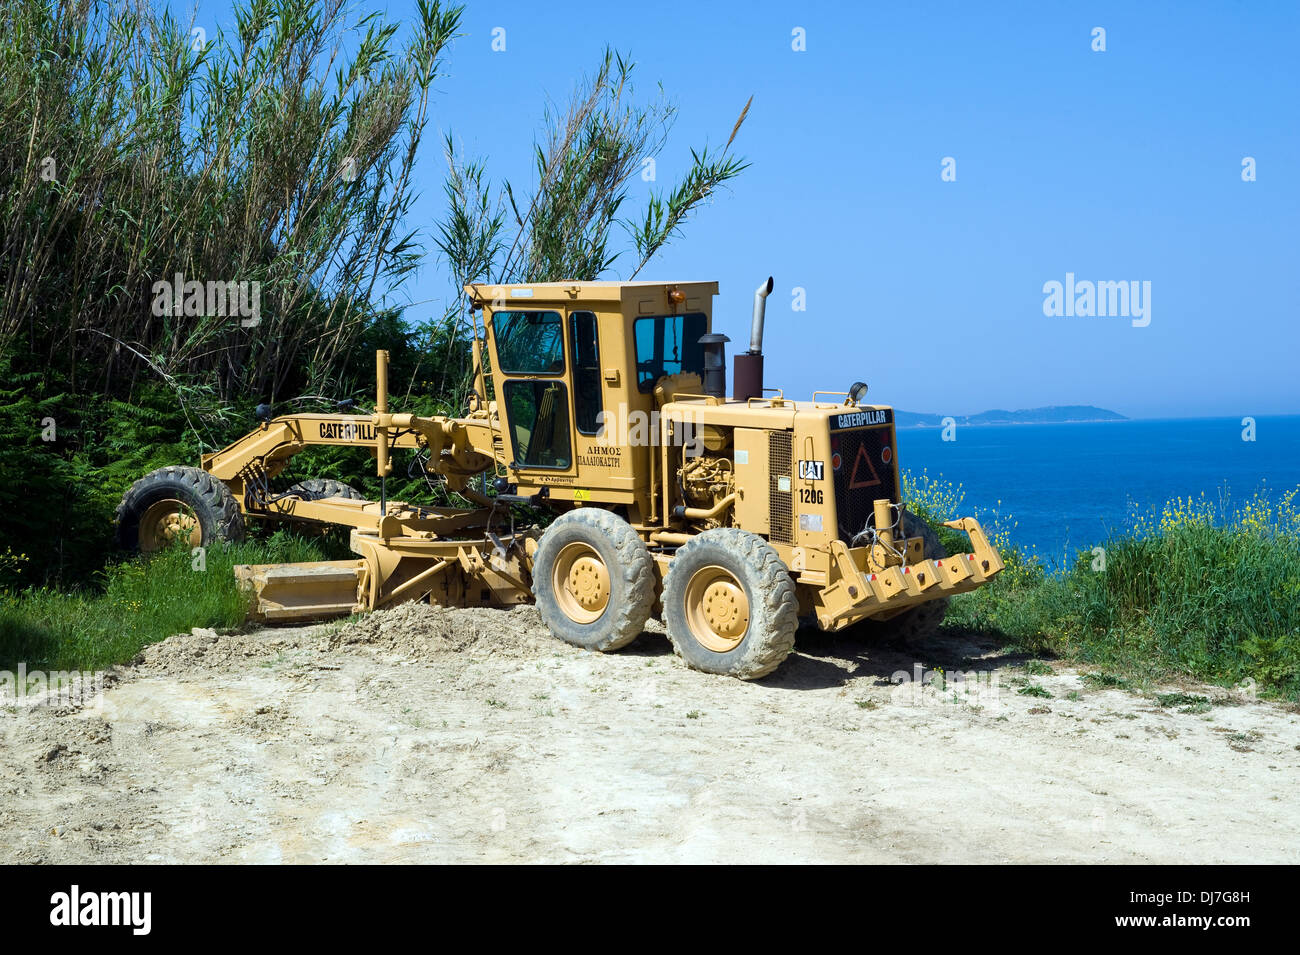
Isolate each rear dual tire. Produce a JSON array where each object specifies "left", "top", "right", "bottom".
[{"left": 534, "top": 516, "right": 798, "bottom": 680}]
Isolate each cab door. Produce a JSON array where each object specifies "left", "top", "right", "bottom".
[{"left": 489, "top": 308, "right": 575, "bottom": 473}]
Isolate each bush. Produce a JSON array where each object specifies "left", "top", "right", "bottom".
[
  {"left": 1064, "top": 491, "right": 1300, "bottom": 696},
  {"left": 906, "top": 472, "right": 1300, "bottom": 701}
]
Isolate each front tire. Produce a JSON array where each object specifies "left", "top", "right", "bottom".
[
  {"left": 663, "top": 529, "right": 798, "bottom": 679},
  {"left": 115, "top": 466, "right": 244, "bottom": 553},
  {"left": 286, "top": 478, "right": 364, "bottom": 501},
  {"left": 533, "top": 509, "right": 656, "bottom": 651}
]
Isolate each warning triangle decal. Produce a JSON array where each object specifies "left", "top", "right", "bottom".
[{"left": 848, "top": 442, "right": 883, "bottom": 490}]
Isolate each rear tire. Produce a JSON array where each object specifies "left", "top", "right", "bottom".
[
  {"left": 115, "top": 466, "right": 244, "bottom": 553},
  {"left": 856, "top": 509, "right": 949, "bottom": 647},
  {"left": 533, "top": 509, "right": 656, "bottom": 651},
  {"left": 663, "top": 529, "right": 798, "bottom": 679}
]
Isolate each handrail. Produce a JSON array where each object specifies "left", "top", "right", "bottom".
[{"left": 746, "top": 388, "right": 786, "bottom": 408}]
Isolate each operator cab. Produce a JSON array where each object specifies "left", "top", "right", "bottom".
[{"left": 466, "top": 281, "right": 719, "bottom": 506}]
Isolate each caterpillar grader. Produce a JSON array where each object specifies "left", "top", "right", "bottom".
[{"left": 116, "top": 278, "right": 1002, "bottom": 679}]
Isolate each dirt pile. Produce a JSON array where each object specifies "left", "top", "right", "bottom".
[
  {"left": 131, "top": 602, "right": 569, "bottom": 676},
  {"left": 324, "top": 602, "right": 561, "bottom": 661},
  {"left": 136, "top": 626, "right": 302, "bottom": 672}
]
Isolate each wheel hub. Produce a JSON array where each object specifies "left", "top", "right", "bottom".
[
  {"left": 684, "top": 566, "right": 750, "bottom": 652},
  {"left": 567, "top": 556, "right": 608, "bottom": 611},
  {"left": 701, "top": 581, "right": 747, "bottom": 637},
  {"left": 552, "top": 542, "right": 611, "bottom": 624},
  {"left": 138, "top": 498, "right": 200, "bottom": 552}
]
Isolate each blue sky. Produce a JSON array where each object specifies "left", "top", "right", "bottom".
[{"left": 184, "top": 0, "right": 1298, "bottom": 419}]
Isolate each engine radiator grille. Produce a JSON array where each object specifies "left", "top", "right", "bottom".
[
  {"left": 768, "top": 430, "right": 793, "bottom": 544},
  {"left": 831, "top": 425, "right": 897, "bottom": 544}
]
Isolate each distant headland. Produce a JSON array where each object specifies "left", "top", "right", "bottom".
[{"left": 895, "top": 405, "right": 1127, "bottom": 429}]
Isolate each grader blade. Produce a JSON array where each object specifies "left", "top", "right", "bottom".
[
  {"left": 235, "top": 529, "right": 536, "bottom": 624},
  {"left": 235, "top": 560, "right": 366, "bottom": 622}
]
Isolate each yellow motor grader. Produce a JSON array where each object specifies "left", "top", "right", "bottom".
[{"left": 116, "top": 278, "right": 1002, "bottom": 678}]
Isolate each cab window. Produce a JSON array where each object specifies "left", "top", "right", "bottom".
[
  {"left": 634, "top": 313, "right": 707, "bottom": 392},
  {"left": 503, "top": 380, "right": 571, "bottom": 469},
  {"left": 570, "top": 311, "right": 603, "bottom": 435},
  {"left": 494, "top": 310, "right": 565, "bottom": 375}
]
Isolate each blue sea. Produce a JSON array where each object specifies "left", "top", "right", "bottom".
[{"left": 896, "top": 416, "right": 1300, "bottom": 569}]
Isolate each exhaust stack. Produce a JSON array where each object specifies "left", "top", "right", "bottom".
[
  {"left": 748, "top": 275, "right": 774, "bottom": 353},
  {"left": 733, "top": 276, "right": 773, "bottom": 401}
]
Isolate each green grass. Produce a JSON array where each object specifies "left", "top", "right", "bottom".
[
  {"left": 908, "top": 475, "right": 1300, "bottom": 702},
  {"left": 0, "top": 531, "right": 328, "bottom": 672},
  {"left": 1080, "top": 672, "right": 1130, "bottom": 689},
  {"left": 1155, "top": 692, "right": 1215, "bottom": 714}
]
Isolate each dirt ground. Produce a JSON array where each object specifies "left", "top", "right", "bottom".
[{"left": 2, "top": 603, "right": 1298, "bottom": 864}]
